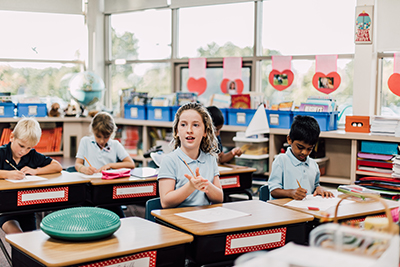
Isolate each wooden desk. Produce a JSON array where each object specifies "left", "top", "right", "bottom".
[
  {"left": 6, "top": 217, "right": 194, "bottom": 267},
  {"left": 0, "top": 171, "right": 89, "bottom": 215},
  {"left": 88, "top": 176, "right": 158, "bottom": 206},
  {"left": 219, "top": 165, "right": 257, "bottom": 200},
  {"left": 268, "top": 198, "right": 400, "bottom": 221},
  {"left": 152, "top": 200, "right": 314, "bottom": 266}
]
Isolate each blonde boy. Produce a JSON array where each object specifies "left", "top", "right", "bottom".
[{"left": 0, "top": 117, "right": 62, "bottom": 234}]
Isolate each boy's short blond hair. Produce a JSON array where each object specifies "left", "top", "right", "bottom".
[{"left": 12, "top": 117, "right": 42, "bottom": 146}]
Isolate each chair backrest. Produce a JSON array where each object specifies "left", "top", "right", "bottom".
[
  {"left": 66, "top": 166, "right": 76, "bottom": 172},
  {"left": 259, "top": 184, "right": 270, "bottom": 201},
  {"left": 145, "top": 197, "right": 162, "bottom": 222}
]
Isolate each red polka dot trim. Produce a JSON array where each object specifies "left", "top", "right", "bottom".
[
  {"left": 225, "top": 227, "right": 287, "bottom": 255},
  {"left": 17, "top": 187, "right": 69, "bottom": 206},
  {"left": 79, "top": 250, "right": 157, "bottom": 267},
  {"left": 113, "top": 182, "right": 157, "bottom": 199},
  {"left": 220, "top": 175, "right": 240, "bottom": 189}
]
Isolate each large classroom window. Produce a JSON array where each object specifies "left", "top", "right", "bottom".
[
  {"left": 379, "top": 56, "right": 400, "bottom": 116},
  {"left": 109, "top": 9, "right": 171, "bottom": 111},
  {"left": 0, "top": 10, "right": 86, "bottom": 108}
]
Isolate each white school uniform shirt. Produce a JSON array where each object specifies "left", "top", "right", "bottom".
[
  {"left": 157, "top": 147, "right": 219, "bottom": 207},
  {"left": 268, "top": 147, "right": 320, "bottom": 200},
  {"left": 76, "top": 136, "right": 130, "bottom": 168}
]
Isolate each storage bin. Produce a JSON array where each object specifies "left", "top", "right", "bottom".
[
  {"left": 235, "top": 154, "right": 269, "bottom": 174},
  {"left": 292, "top": 111, "right": 338, "bottom": 131},
  {"left": 147, "top": 106, "right": 172, "bottom": 121},
  {"left": 233, "top": 137, "right": 269, "bottom": 156},
  {"left": 124, "top": 104, "right": 146, "bottom": 120},
  {"left": 361, "top": 140, "right": 398, "bottom": 155},
  {"left": 313, "top": 157, "right": 329, "bottom": 176},
  {"left": 0, "top": 103, "right": 15, "bottom": 117},
  {"left": 227, "top": 108, "right": 257, "bottom": 126},
  {"left": 266, "top": 110, "right": 293, "bottom": 129},
  {"left": 219, "top": 108, "right": 229, "bottom": 125},
  {"left": 17, "top": 103, "right": 47, "bottom": 117}
]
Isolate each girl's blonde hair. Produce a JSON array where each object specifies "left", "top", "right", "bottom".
[
  {"left": 90, "top": 112, "right": 117, "bottom": 138},
  {"left": 172, "top": 102, "right": 219, "bottom": 157},
  {"left": 13, "top": 117, "right": 42, "bottom": 146}
]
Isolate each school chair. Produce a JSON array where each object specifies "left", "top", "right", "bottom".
[
  {"left": 259, "top": 184, "right": 270, "bottom": 201},
  {"left": 145, "top": 197, "right": 162, "bottom": 222},
  {"left": 65, "top": 166, "right": 76, "bottom": 172}
]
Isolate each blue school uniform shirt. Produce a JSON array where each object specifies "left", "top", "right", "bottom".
[
  {"left": 157, "top": 147, "right": 219, "bottom": 207},
  {"left": 268, "top": 147, "right": 320, "bottom": 200},
  {"left": 0, "top": 142, "right": 52, "bottom": 170},
  {"left": 76, "top": 136, "right": 130, "bottom": 168}
]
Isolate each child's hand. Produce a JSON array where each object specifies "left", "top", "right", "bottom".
[
  {"left": 184, "top": 167, "right": 209, "bottom": 193},
  {"left": 232, "top": 147, "right": 243, "bottom": 157},
  {"left": 291, "top": 187, "right": 307, "bottom": 200},
  {"left": 313, "top": 187, "right": 334, "bottom": 198},
  {"left": 82, "top": 166, "right": 97, "bottom": 175},
  {"left": 98, "top": 164, "right": 112, "bottom": 172},
  {"left": 7, "top": 170, "right": 25, "bottom": 180},
  {"left": 21, "top": 166, "right": 37, "bottom": 176}
]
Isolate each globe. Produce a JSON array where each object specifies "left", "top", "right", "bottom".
[{"left": 68, "top": 71, "right": 105, "bottom": 107}]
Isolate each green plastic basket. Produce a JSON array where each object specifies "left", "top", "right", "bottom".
[{"left": 40, "top": 207, "right": 121, "bottom": 241}]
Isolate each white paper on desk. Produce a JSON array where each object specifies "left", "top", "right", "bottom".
[
  {"left": 177, "top": 207, "right": 250, "bottom": 223},
  {"left": 77, "top": 173, "right": 102, "bottom": 179},
  {"left": 130, "top": 167, "right": 159, "bottom": 178},
  {"left": 6, "top": 176, "right": 48, "bottom": 183},
  {"left": 284, "top": 195, "right": 353, "bottom": 211},
  {"left": 218, "top": 166, "right": 233, "bottom": 172}
]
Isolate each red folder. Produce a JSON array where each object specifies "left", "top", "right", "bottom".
[{"left": 357, "top": 159, "right": 393, "bottom": 169}]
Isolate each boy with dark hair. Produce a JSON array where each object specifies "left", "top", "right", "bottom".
[
  {"left": 268, "top": 115, "right": 333, "bottom": 200},
  {"left": 206, "top": 106, "right": 242, "bottom": 164}
]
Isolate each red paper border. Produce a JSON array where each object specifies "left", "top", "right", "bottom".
[
  {"left": 220, "top": 175, "right": 240, "bottom": 189},
  {"left": 225, "top": 227, "right": 287, "bottom": 255},
  {"left": 17, "top": 187, "right": 69, "bottom": 206},
  {"left": 79, "top": 250, "right": 157, "bottom": 267},
  {"left": 112, "top": 182, "right": 157, "bottom": 199}
]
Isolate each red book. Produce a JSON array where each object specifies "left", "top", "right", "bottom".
[
  {"left": 357, "top": 159, "right": 393, "bottom": 169},
  {"left": 231, "top": 94, "right": 251, "bottom": 109}
]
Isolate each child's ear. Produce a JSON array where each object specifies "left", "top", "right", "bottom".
[{"left": 286, "top": 135, "right": 292, "bottom": 145}]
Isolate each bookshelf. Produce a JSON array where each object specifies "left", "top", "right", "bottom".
[{"left": 0, "top": 117, "right": 399, "bottom": 187}]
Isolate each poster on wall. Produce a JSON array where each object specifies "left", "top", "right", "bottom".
[
  {"left": 355, "top": 5, "right": 374, "bottom": 44},
  {"left": 187, "top": 58, "right": 207, "bottom": 96},
  {"left": 268, "top": 56, "right": 293, "bottom": 91},
  {"left": 312, "top": 55, "right": 341, "bottom": 95},
  {"left": 220, "top": 57, "right": 244, "bottom": 95}
]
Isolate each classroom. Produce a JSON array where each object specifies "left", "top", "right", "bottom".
[{"left": 0, "top": 0, "right": 400, "bottom": 266}]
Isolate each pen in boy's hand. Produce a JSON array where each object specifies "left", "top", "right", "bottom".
[
  {"left": 5, "top": 159, "right": 19, "bottom": 171},
  {"left": 296, "top": 179, "right": 302, "bottom": 188},
  {"left": 84, "top": 156, "right": 93, "bottom": 167}
]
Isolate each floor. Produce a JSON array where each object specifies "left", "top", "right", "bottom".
[{"left": 0, "top": 204, "right": 146, "bottom": 267}]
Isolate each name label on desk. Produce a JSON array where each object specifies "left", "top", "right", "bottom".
[
  {"left": 225, "top": 227, "right": 287, "bottom": 255},
  {"left": 113, "top": 182, "right": 157, "bottom": 199},
  {"left": 18, "top": 187, "right": 68, "bottom": 206},
  {"left": 220, "top": 175, "right": 240, "bottom": 189},
  {"left": 79, "top": 250, "right": 156, "bottom": 267}
]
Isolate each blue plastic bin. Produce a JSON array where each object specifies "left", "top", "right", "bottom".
[
  {"left": 361, "top": 141, "right": 398, "bottom": 155},
  {"left": 17, "top": 103, "right": 47, "bottom": 117},
  {"left": 124, "top": 104, "right": 147, "bottom": 120},
  {"left": 227, "top": 108, "right": 256, "bottom": 126},
  {"left": 219, "top": 108, "right": 229, "bottom": 125},
  {"left": 266, "top": 110, "right": 293, "bottom": 129},
  {"left": 0, "top": 103, "right": 15, "bottom": 117},
  {"left": 147, "top": 106, "right": 172, "bottom": 121},
  {"left": 292, "top": 111, "right": 338, "bottom": 131}
]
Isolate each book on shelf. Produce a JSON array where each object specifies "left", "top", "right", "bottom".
[
  {"left": 358, "top": 166, "right": 393, "bottom": 174},
  {"left": 175, "top": 92, "right": 198, "bottom": 106},
  {"left": 299, "top": 103, "right": 329, "bottom": 112},
  {"left": 357, "top": 152, "right": 394, "bottom": 161},
  {"left": 209, "top": 94, "right": 231, "bottom": 108},
  {"left": 231, "top": 94, "right": 251, "bottom": 109}
]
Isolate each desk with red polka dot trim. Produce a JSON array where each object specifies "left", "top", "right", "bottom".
[
  {"left": 6, "top": 217, "right": 193, "bottom": 267},
  {"left": 152, "top": 200, "right": 313, "bottom": 266}
]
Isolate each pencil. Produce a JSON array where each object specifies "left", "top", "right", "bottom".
[
  {"left": 5, "top": 159, "right": 19, "bottom": 171},
  {"left": 296, "top": 179, "right": 302, "bottom": 188},
  {"left": 182, "top": 159, "right": 196, "bottom": 178},
  {"left": 84, "top": 156, "right": 92, "bottom": 167}
]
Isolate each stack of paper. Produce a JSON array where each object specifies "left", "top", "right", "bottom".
[
  {"left": 298, "top": 96, "right": 337, "bottom": 112},
  {"left": 357, "top": 152, "right": 394, "bottom": 174},
  {"left": 370, "top": 116, "right": 400, "bottom": 136},
  {"left": 392, "top": 155, "right": 400, "bottom": 178}
]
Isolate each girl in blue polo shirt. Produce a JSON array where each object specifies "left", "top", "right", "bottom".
[
  {"left": 158, "top": 102, "right": 224, "bottom": 208},
  {"left": 74, "top": 112, "right": 135, "bottom": 217}
]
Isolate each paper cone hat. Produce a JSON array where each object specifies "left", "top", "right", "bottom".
[{"left": 245, "top": 104, "right": 269, "bottom": 137}]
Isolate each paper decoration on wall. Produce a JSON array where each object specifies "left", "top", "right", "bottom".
[
  {"left": 388, "top": 53, "right": 400, "bottom": 97},
  {"left": 312, "top": 55, "right": 341, "bottom": 94},
  {"left": 268, "top": 56, "right": 294, "bottom": 91},
  {"left": 245, "top": 104, "right": 269, "bottom": 137},
  {"left": 355, "top": 6, "right": 374, "bottom": 44},
  {"left": 187, "top": 58, "right": 207, "bottom": 96},
  {"left": 220, "top": 57, "right": 244, "bottom": 95}
]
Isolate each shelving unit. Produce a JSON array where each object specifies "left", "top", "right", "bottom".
[{"left": 0, "top": 117, "right": 398, "bottom": 187}]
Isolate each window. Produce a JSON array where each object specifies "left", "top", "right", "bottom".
[
  {"left": 262, "top": 0, "right": 356, "bottom": 56},
  {"left": 178, "top": 2, "right": 254, "bottom": 58},
  {"left": 0, "top": 11, "right": 86, "bottom": 107},
  {"left": 379, "top": 57, "right": 400, "bottom": 116}
]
